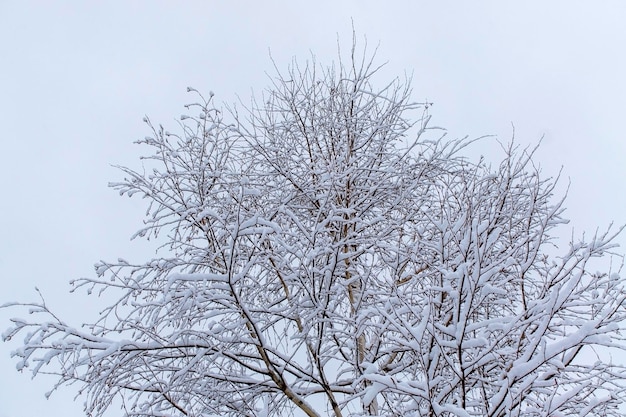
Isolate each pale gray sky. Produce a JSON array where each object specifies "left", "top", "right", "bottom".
[{"left": 1, "top": 2, "right": 626, "bottom": 417}]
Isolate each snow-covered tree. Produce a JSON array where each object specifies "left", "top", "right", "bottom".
[{"left": 4, "top": 44, "right": 626, "bottom": 417}]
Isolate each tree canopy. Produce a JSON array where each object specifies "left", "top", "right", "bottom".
[{"left": 4, "top": 45, "right": 626, "bottom": 417}]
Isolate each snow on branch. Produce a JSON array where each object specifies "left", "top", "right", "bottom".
[{"left": 3, "top": 40, "right": 626, "bottom": 417}]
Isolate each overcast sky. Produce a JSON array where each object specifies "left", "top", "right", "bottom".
[{"left": 1, "top": 2, "right": 626, "bottom": 417}]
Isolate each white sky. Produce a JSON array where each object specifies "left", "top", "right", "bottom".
[{"left": 1, "top": 2, "right": 625, "bottom": 417}]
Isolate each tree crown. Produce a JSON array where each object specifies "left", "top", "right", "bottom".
[{"left": 3, "top": 45, "right": 626, "bottom": 417}]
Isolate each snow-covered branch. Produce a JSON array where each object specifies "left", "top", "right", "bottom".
[{"left": 3, "top": 42, "right": 625, "bottom": 417}]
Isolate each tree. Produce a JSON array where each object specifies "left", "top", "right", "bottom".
[{"left": 4, "top": 44, "right": 626, "bottom": 417}]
